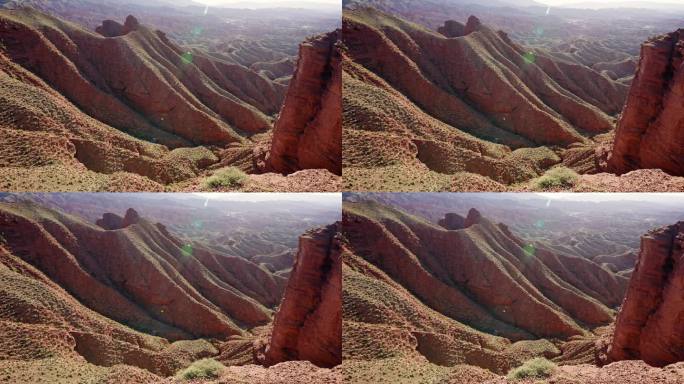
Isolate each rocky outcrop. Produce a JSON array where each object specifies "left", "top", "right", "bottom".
[
  {"left": 608, "top": 222, "right": 684, "bottom": 366},
  {"left": 265, "top": 223, "right": 342, "bottom": 368},
  {"left": 463, "top": 207, "right": 483, "bottom": 228},
  {"left": 96, "top": 212, "right": 124, "bottom": 230},
  {"left": 463, "top": 15, "right": 482, "bottom": 36},
  {"left": 95, "top": 208, "right": 141, "bottom": 229},
  {"left": 267, "top": 30, "right": 342, "bottom": 175},
  {"left": 609, "top": 29, "right": 684, "bottom": 176},
  {"left": 437, "top": 20, "right": 464, "bottom": 38},
  {"left": 96, "top": 15, "right": 140, "bottom": 37},
  {"left": 438, "top": 213, "right": 465, "bottom": 230}
]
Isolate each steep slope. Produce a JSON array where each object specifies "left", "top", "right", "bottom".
[
  {"left": 0, "top": 242, "right": 219, "bottom": 378},
  {"left": 0, "top": 9, "right": 281, "bottom": 146},
  {"left": 0, "top": 201, "right": 342, "bottom": 382},
  {"left": 342, "top": 8, "right": 629, "bottom": 190},
  {"left": 609, "top": 29, "right": 684, "bottom": 177},
  {"left": 341, "top": 200, "right": 632, "bottom": 381},
  {"left": 343, "top": 201, "right": 628, "bottom": 341},
  {"left": 0, "top": 202, "right": 286, "bottom": 341},
  {"left": 267, "top": 30, "right": 342, "bottom": 176},
  {"left": 0, "top": 8, "right": 344, "bottom": 192},
  {"left": 608, "top": 222, "right": 684, "bottom": 366},
  {"left": 341, "top": 202, "right": 630, "bottom": 381},
  {"left": 265, "top": 223, "right": 342, "bottom": 368},
  {"left": 0, "top": 43, "right": 209, "bottom": 191}
]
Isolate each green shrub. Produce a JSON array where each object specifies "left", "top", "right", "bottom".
[
  {"left": 175, "top": 358, "right": 224, "bottom": 380},
  {"left": 533, "top": 167, "right": 578, "bottom": 190},
  {"left": 203, "top": 167, "right": 247, "bottom": 189},
  {"left": 506, "top": 357, "right": 557, "bottom": 381}
]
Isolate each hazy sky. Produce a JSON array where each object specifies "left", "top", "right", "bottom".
[
  {"left": 539, "top": 0, "right": 684, "bottom": 7},
  {"left": 193, "top": 0, "right": 340, "bottom": 7},
  {"left": 196, "top": 192, "right": 341, "bottom": 205},
  {"left": 536, "top": 193, "right": 684, "bottom": 203}
]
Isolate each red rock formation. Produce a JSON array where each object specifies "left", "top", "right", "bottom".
[
  {"left": 267, "top": 30, "right": 342, "bottom": 175},
  {"left": 438, "top": 212, "right": 465, "bottom": 230},
  {"left": 343, "top": 9, "right": 624, "bottom": 148},
  {"left": 96, "top": 212, "right": 124, "bottom": 230},
  {"left": 343, "top": 200, "right": 628, "bottom": 341},
  {"left": 0, "top": 202, "right": 286, "bottom": 340},
  {"left": 342, "top": 8, "right": 628, "bottom": 189},
  {"left": 609, "top": 29, "right": 684, "bottom": 176},
  {"left": 463, "top": 207, "right": 483, "bottom": 228},
  {"left": 265, "top": 223, "right": 341, "bottom": 368},
  {"left": 0, "top": 242, "right": 224, "bottom": 378},
  {"left": 0, "top": 9, "right": 281, "bottom": 147},
  {"left": 463, "top": 15, "right": 482, "bottom": 36},
  {"left": 608, "top": 222, "right": 684, "bottom": 366},
  {"left": 438, "top": 20, "right": 464, "bottom": 38},
  {"left": 96, "top": 15, "right": 140, "bottom": 37}
]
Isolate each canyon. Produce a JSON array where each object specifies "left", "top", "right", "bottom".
[
  {"left": 0, "top": 2, "right": 341, "bottom": 192},
  {"left": 341, "top": 193, "right": 684, "bottom": 383},
  {"left": 342, "top": 1, "right": 684, "bottom": 192},
  {"left": 0, "top": 194, "right": 342, "bottom": 383}
]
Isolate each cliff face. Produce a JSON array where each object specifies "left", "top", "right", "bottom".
[
  {"left": 608, "top": 222, "right": 684, "bottom": 366},
  {"left": 267, "top": 30, "right": 342, "bottom": 176},
  {"left": 609, "top": 29, "right": 684, "bottom": 176},
  {"left": 265, "top": 223, "right": 342, "bottom": 368}
]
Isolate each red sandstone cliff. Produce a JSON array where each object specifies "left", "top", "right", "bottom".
[
  {"left": 264, "top": 223, "right": 342, "bottom": 368},
  {"left": 267, "top": 30, "right": 342, "bottom": 175},
  {"left": 609, "top": 29, "right": 684, "bottom": 176},
  {"left": 608, "top": 222, "right": 684, "bottom": 366}
]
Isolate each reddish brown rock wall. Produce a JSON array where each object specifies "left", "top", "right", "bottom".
[
  {"left": 267, "top": 30, "right": 342, "bottom": 175},
  {"left": 609, "top": 29, "right": 684, "bottom": 176},
  {"left": 608, "top": 222, "right": 684, "bottom": 366},
  {"left": 265, "top": 223, "right": 342, "bottom": 368}
]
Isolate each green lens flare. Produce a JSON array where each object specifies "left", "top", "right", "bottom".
[
  {"left": 522, "top": 51, "right": 536, "bottom": 64},
  {"left": 191, "top": 26, "right": 203, "bottom": 37},
  {"left": 181, "top": 244, "right": 193, "bottom": 257},
  {"left": 523, "top": 244, "right": 536, "bottom": 256},
  {"left": 181, "top": 51, "right": 193, "bottom": 65},
  {"left": 534, "top": 220, "right": 545, "bottom": 229}
]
